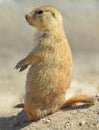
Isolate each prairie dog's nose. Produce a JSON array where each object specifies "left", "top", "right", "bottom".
[{"left": 25, "top": 14, "right": 28, "bottom": 20}]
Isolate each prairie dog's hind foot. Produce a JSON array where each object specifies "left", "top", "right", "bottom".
[
  {"left": 11, "top": 110, "right": 33, "bottom": 126},
  {"left": 15, "top": 58, "right": 29, "bottom": 72},
  {"left": 12, "top": 117, "right": 27, "bottom": 126}
]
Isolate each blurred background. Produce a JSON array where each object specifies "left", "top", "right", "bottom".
[{"left": 0, "top": 0, "right": 99, "bottom": 114}]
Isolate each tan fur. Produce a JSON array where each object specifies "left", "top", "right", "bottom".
[
  {"left": 62, "top": 95, "right": 95, "bottom": 108},
  {"left": 15, "top": 6, "right": 95, "bottom": 122}
]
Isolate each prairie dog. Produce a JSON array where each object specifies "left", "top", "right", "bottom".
[{"left": 15, "top": 6, "right": 95, "bottom": 123}]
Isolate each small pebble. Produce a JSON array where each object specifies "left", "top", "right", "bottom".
[
  {"left": 65, "top": 121, "right": 71, "bottom": 126},
  {"left": 78, "top": 120, "right": 86, "bottom": 126},
  {"left": 96, "top": 94, "right": 99, "bottom": 101},
  {"left": 42, "top": 118, "right": 51, "bottom": 123},
  {"left": 96, "top": 94, "right": 99, "bottom": 97},
  {"left": 97, "top": 118, "right": 99, "bottom": 123}
]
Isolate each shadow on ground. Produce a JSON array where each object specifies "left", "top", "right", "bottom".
[
  {"left": 0, "top": 110, "right": 31, "bottom": 130},
  {"left": 62, "top": 104, "right": 93, "bottom": 111}
]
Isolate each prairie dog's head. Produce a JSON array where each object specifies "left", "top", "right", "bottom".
[{"left": 25, "top": 6, "right": 63, "bottom": 31}]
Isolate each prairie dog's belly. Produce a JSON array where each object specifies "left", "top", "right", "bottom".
[{"left": 26, "top": 63, "right": 63, "bottom": 89}]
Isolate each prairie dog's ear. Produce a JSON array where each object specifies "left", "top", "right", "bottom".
[{"left": 52, "top": 12, "right": 56, "bottom": 18}]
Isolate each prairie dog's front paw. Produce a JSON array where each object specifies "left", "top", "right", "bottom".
[{"left": 15, "top": 58, "right": 29, "bottom": 72}]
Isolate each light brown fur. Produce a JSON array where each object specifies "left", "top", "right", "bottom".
[{"left": 15, "top": 6, "right": 95, "bottom": 123}]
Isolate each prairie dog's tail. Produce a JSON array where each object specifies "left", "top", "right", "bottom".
[{"left": 62, "top": 95, "right": 96, "bottom": 108}]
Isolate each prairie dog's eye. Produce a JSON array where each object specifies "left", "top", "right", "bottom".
[{"left": 36, "top": 10, "right": 43, "bottom": 14}]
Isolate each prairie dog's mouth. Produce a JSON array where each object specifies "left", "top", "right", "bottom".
[{"left": 28, "top": 21, "right": 34, "bottom": 26}]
